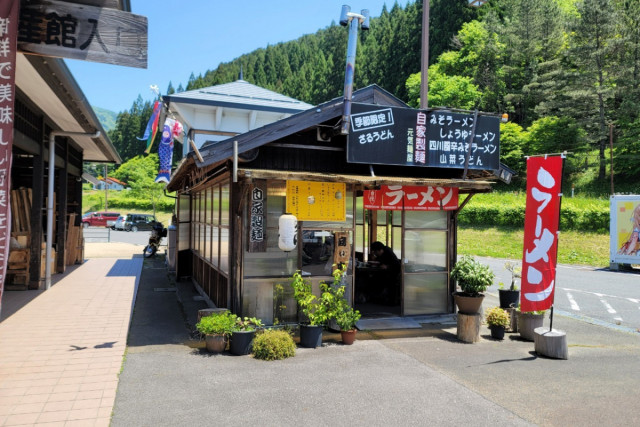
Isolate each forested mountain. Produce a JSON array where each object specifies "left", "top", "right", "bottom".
[{"left": 108, "top": 0, "right": 640, "bottom": 194}]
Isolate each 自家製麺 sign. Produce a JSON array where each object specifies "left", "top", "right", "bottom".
[
  {"left": 18, "top": 0, "right": 148, "bottom": 69},
  {"left": 286, "top": 181, "right": 346, "bottom": 222},
  {"left": 347, "top": 102, "right": 500, "bottom": 170}
]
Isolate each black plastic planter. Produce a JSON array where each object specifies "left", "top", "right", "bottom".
[
  {"left": 490, "top": 325, "right": 506, "bottom": 340},
  {"left": 498, "top": 289, "right": 520, "bottom": 309},
  {"left": 229, "top": 330, "right": 255, "bottom": 355},
  {"left": 299, "top": 324, "right": 323, "bottom": 348}
]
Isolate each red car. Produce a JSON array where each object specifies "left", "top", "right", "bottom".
[{"left": 81, "top": 211, "right": 120, "bottom": 228}]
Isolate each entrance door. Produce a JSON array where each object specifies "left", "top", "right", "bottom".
[
  {"left": 402, "top": 210, "right": 449, "bottom": 315},
  {"left": 354, "top": 196, "right": 401, "bottom": 317}
]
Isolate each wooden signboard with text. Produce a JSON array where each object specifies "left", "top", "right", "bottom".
[
  {"left": 247, "top": 180, "right": 267, "bottom": 253},
  {"left": 18, "top": 0, "right": 148, "bottom": 68}
]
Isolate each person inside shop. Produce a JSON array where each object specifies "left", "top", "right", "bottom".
[{"left": 369, "top": 241, "right": 401, "bottom": 304}]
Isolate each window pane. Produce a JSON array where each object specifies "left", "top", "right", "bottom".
[
  {"left": 404, "top": 230, "right": 447, "bottom": 272},
  {"left": 178, "top": 222, "right": 189, "bottom": 251},
  {"left": 220, "top": 227, "right": 230, "bottom": 273},
  {"left": 205, "top": 187, "right": 211, "bottom": 224},
  {"left": 355, "top": 194, "right": 364, "bottom": 225},
  {"left": 221, "top": 183, "right": 230, "bottom": 226},
  {"left": 403, "top": 273, "right": 448, "bottom": 315},
  {"left": 404, "top": 210, "right": 447, "bottom": 229},
  {"left": 212, "top": 185, "right": 219, "bottom": 226},
  {"left": 204, "top": 225, "right": 211, "bottom": 261},
  {"left": 210, "top": 227, "right": 219, "bottom": 267},
  {"left": 244, "top": 229, "right": 298, "bottom": 277},
  {"left": 178, "top": 194, "right": 190, "bottom": 222}
]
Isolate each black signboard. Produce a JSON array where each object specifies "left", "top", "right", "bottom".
[{"left": 347, "top": 102, "right": 500, "bottom": 170}]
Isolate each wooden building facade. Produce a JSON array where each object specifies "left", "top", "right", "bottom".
[{"left": 166, "top": 85, "right": 505, "bottom": 323}]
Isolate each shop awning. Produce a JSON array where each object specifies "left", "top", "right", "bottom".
[{"left": 238, "top": 168, "right": 493, "bottom": 192}]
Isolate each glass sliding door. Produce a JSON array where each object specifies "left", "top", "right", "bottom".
[{"left": 402, "top": 211, "right": 449, "bottom": 315}]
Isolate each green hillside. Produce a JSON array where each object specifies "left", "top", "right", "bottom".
[{"left": 93, "top": 106, "right": 117, "bottom": 132}]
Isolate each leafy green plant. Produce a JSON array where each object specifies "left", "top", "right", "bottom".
[
  {"left": 290, "top": 271, "right": 325, "bottom": 326},
  {"left": 450, "top": 255, "right": 495, "bottom": 296},
  {"left": 252, "top": 329, "right": 296, "bottom": 361},
  {"left": 235, "top": 316, "right": 263, "bottom": 332},
  {"left": 196, "top": 311, "right": 238, "bottom": 336},
  {"left": 289, "top": 265, "right": 350, "bottom": 326},
  {"left": 335, "top": 306, "right": 361, "bottom": 331},
  {"left": 485, "top": 306, "right": 510, "bottom": 328}
]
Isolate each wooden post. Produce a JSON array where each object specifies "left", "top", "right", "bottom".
[
  {"left": 457, "top": 313, "right": 481, "bottom": 343},
  {"left": 534, "top": 327, "right": 568, "bottom": 360},
  {"left": 505, "top": 307, "right": 518, "bottom": 332}
]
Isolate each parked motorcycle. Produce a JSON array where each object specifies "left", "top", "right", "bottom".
[{"left": 144, "top": 222, "right": 167, "bottom": 258}]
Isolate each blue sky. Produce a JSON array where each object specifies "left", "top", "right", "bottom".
[{"left": 65, "top": 1, "right": 412, "bottom": 114}]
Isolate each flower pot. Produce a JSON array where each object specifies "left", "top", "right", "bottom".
[
  {"left": 229, "top": 330, "right": 255, "bottom": 356},
  {"left": 498, "top": 289, "right": 520, "bottom": 309},
  {"left": 340, "top": 329, "right": 357, "bottom": 345},
  {"left": 453, "top": 292, "right": 485, "bottom": 315},
  {"left": 205, "top": 334, "right": 227, "bottom": 353},
  {"left": 299, "top": 324, "right": 323, "bottom": 348},
  {"left": 489, "top": 325, "right": 506, "bottom": 340},
  {"left": 518, "top": 312, "right": 545, "bottom": 341}
]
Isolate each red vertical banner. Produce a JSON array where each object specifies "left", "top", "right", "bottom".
[
  {"left": 520, "top": 156, "right": 563, "bottom": 312},
  {"left": 0, "top": 0, "right": 18, "bottom": 308}
]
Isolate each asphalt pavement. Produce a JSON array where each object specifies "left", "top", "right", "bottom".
[{"left": 111, "top": 255, "right": 640, "bottom": 426}]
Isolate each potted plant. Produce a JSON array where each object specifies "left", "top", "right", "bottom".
[
  {"left": 335, "top": 306, "right": 361, "bottom": 345},
  {"left": 196, "top": 311, "right": 238, "bottom": 353},
  {"left": 290, "top": 271, "right": 330, "bottom": 348},
  {"left": 498, "top": 261, "right": 521, "bottom": 309},
  {"left": 229, "top": 316, "right": 263, "bottom": 356},
  {"left": 485, "top": 306, "right": 510, "bottom": 340},
  {"left": 450, "top": 255, "right": 495, "bottom": 314},
  {"left": 517, "top": 309, "right": 546, "bottom": 341}
]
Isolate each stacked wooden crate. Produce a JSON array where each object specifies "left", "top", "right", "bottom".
[
  {"left": 64, "top": 213, "right": 84, "bottom": 266},
  {"left": 8, "top": 188, "right": 32, "bottom": 289}
]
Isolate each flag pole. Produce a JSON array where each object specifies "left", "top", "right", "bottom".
[{"left": 549, "top": 151, "right": 567, "bottom": 332}]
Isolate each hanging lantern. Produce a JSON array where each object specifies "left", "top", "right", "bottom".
[{"left": 278, "top": 213, "right": 298, "bottom": 252}]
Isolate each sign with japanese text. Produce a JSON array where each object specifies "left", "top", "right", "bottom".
[
  {"left": 363, "top": 185, "right": 458, "bottom": 211},
  {"left": 18, "top": 0, "right": 148, "bottom": 68},
  {"left": 520, "top": 156, "right": 563, "bottom": 312},
  {"left": 609, "top": 195, "right": 640, "bottom": 265},
  {"left": 347, "top": 102, "right": 500, "bottom": 170},
  {"left": 333, "top": 231, "right": 351, "bottom": 265},
  {"left": 247, "top": 180, "right": 267, "bottom": 253},
  {"left": 0, "top": 0, "right": 18, "bottom": 309},
  {"left": 286, "top": 180, "right": 346, "bottom": 222}
]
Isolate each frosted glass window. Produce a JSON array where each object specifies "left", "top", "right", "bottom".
[
  {"left": 212, "top": 186, "right": 219, "bottom": 226},
  {"left": 404, "top": 230, "right": 447, "bottom": 272},
  {"left": 210, "top": 227, "right": 219, "bottom": 267},
  {"left": 220, "top": 227, "right": 230, "bottom": 273},
  {"left": 221, "top": 183, "right": 230, "bottom": 226},
  {"left": 403, "top": 273, "right": 448, "bottom": 315},
  {"left": 404, "top": 210, "right": 447, "bottom": 229}
]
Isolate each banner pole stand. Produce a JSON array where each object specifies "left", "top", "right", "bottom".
[{"left": 549, "top": 305, "right": 554, "bottom": 332}]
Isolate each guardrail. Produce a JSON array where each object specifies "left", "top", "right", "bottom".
[{"left": 83, "top": 227, "right": 111, "bottom": 242}]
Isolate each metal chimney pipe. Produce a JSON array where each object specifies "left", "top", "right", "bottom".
[
  {"left": 46, "top": 130, "right": 100, "bottom": 290},
  {"left": 340, "top": 6, "right": 369, "bottom": 135}
]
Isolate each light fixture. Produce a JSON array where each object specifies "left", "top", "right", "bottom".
[{"left": 501, "top": 113, "right": 509, "bottom": 123}]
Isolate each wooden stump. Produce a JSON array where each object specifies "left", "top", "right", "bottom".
[
  {"left": 534, "top": 327, "right": 568, "bottom": 360},
  {"left": 457, "top": 313, "right": 481, "bottom": 343},
  {"left": 505, "top": 307, "right": 518, "bottom": 333},
  {"left": 196, "top": 308, "right": 228, "bottom": 324}
]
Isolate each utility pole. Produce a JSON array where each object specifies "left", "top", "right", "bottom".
[{"left": 420, "top": 0, "right": 429, "bottom": 109}]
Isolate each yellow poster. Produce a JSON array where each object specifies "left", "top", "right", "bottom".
[{"left": 286, "top": 181, "right": 346, "bottom": 222}]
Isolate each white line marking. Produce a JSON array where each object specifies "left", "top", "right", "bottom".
[
  {"left": 628, "top": 298, "right": 639, "bottom": 304},
  {"left": 566, "top": 292, "right": 580, "bottom": 311},
  {"left": 600, "top": 299, "right": 623, "bottom": 322}
]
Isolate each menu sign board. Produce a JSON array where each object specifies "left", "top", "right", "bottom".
[
  {"left": 286, "top": 181, "right": 346, "bottom": 222},
  {"left": 347, "top": 102, "right": 500, "bottom": 170}
]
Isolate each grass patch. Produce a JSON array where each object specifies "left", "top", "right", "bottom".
[{"left": 458, "top": 226, "right": 610, "bottom": 267}]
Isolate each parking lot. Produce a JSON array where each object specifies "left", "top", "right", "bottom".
[{"left": 83, "top": 226, "right": 151, "bottom": 245}]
